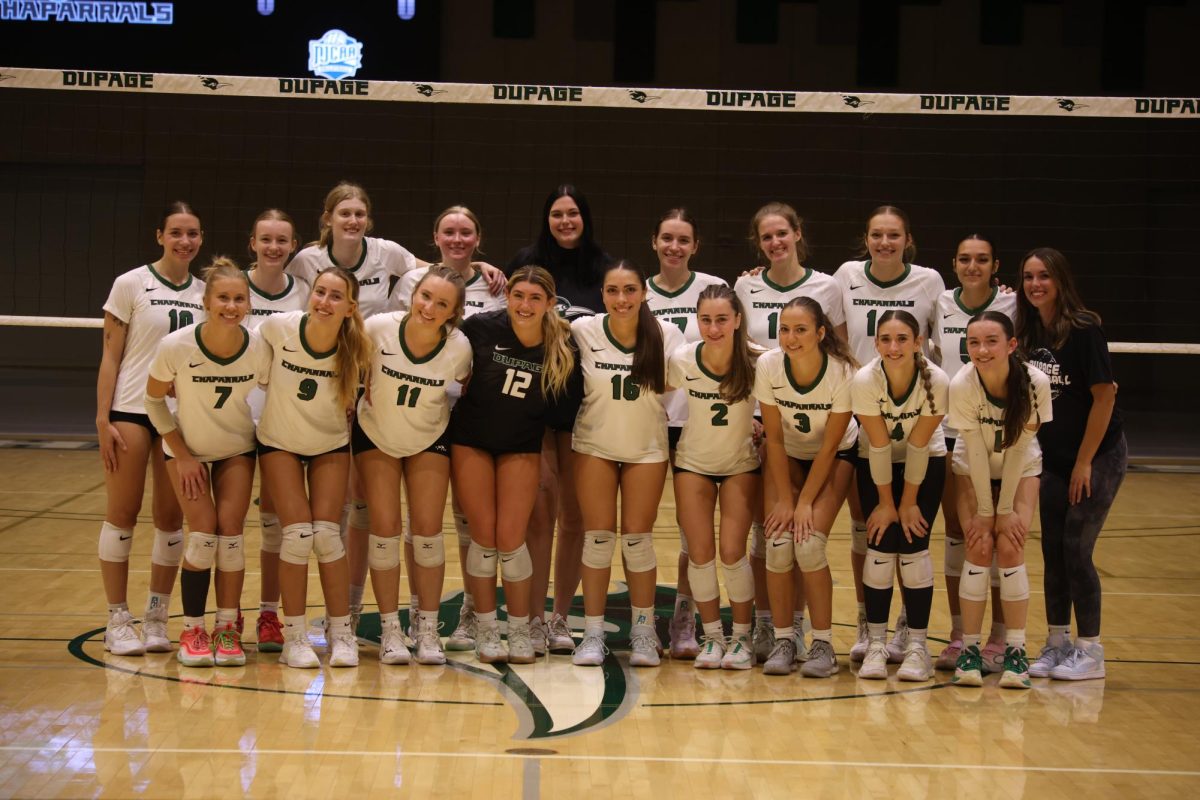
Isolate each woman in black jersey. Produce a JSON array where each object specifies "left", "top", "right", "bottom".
[
  {"left": 1017, "top": 248, "right": 1125, "bottom": 682},
  {"left": 507, "top": 185, "right": 613, "bottom": 655},
  {"left": 450, "top": 266, "right": 577, "bottom": 665}
]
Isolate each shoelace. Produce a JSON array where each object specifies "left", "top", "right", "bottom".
[
  {"left": 110, "top": 617, "right": 140, "bottom": 641},
  {"left": 1061, "top": 647, "right": 1087, "bottom": 667},
  {"left": 548, "top": 617, "right": 572, "bottom": 638},
  {"left": 630, "top": 631, "right": 659, "bottom": 653},
  {"left": 577, "top": 634, "right": 609, "bottom": 656},
  {"left": 508, "top": 626, "right": 532, "bottom": 649},
  {"left": 188, "top": 629, "right": 213, "bottom": 650},
  {"left": 213, "top": 627, "right": 240, "bottom": 651}
]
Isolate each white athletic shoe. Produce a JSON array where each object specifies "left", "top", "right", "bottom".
[
  {"left": 886, "top": 616, "right": 910, "bottom": 664},
  {"left": 413, "top": 617, "right": 446, "bottom": 665},
  {"left": 849, "top": 616, "right": 870, "bottom": 662},
  {"left": 446, "top": 607, "right": 477, "bottom": 652},
  {"left": 721, "top": 635, "right": 754, "bottom": 671},
  {"left": 507, "top": 622, "right": 536, "bottom": 664},
  {"left": 793, "top": 629, "right": 809, "bottom": 663},
  {"left": 858, "top": 640, "right": 889, "bottom": 680},
  {"left": 279, "top": 631, "right": 320, "bottom": 669},
  {"left": 694, "top": 636, "right": 725, "bottom": 670},
  {"left": 1029, "top": 641, "right": 1072, "bottom": 678},
  {"left": 897, "top": 641, "right": 933, "bottom": 682},
  {"left": 329, "top": 630, "right": 360, "bottom": 667},
  {"left": 572, "top": 632, "right": 608, "bottom": 666},
  {"left": 475, "top": 622, "right": 507, "bottom": 664},
  {"left": 800, "top": 639, "right": 840, "bottom": 678},
  {"left": 142, "top": 608, "right": 172, "bottom": 653},
  {"left": 104, "top": 610, "right": 145, "bottom": 656},
  {"left": 529, "top": 617, "right": 548, "bottom": 656},
  {"left": 629, "top": 624, "right": 662, "bottom": 667},
  {"left": 762, "top": 638, "right": 798, "bottom": 676},
  {"left": 1051, "top": 642, "right": 1106, "bottom": 681},
  {"left": 546, "top": 614, "right": 575, "bottom": 654},
  {"left": 379, "top": 620, "right": 411, "bottom": 665}
]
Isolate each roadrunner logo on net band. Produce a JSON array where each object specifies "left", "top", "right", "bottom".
[{"left": 308, "top": 29, "right": 363, "bottom": 81}]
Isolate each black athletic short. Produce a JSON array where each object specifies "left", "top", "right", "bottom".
[
  {"left": 164, "top": 450, "right": 255, "bottom": 471},
  {"left": 791, "top": 447, "right": 857, "bottom": 473},
  {"left": 672, "top": 465, "right": 761, "bottom": 487},
  {"left": 667, "top": 425, "right": 683, "bottom": 450},
  {"left": 109, "top": 410, "right": 156, "bottom": 436},
  {"left": 255, "top": 440, "right": 350, "bottom": 459},
  {"left": 350, "top": 418, "right": 450, "bottom": 459}
]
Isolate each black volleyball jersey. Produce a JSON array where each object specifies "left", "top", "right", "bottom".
[{"left": 451, "top": 309, "right": 552, "bottom": 453}]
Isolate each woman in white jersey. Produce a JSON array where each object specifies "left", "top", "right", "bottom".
[
  {"left": 450, "top": 267, "right": 577, "bottom": 664},
  {"left": 392, "top": 206, "right": 505, "bottom": 655},
  {"left": 355, "top": 266, "right": 472, "bottom": 666},
  {"left": 257, "top": 267, "right": 372, "bottom": 669},
  {"left": 645, "top": 208, "right": 726, "bottom": 660},
  {"left": 932, "top": 234, "right": 1017, "bottom": 673},
  {"left": 734, "top": 202, "right": 845, "bottom": 664},
  {"left": 571, "top": 260, "right": 685, "bottom": 668},
  {"left": 144, "top": 258, "right": 270, "bottom": 667},
  {"left": 851, "top": 310, "right": 949, "bottom": 682},
  {"left": 756, "top": 298, "right": 859, "bottom": 677},
  {"left": 949, "top": 311, "right": 1050, "bottom": 689},
  {"left": 668, "top": 284, "right": 759, "bottom": 669},
  {"left": 835, "top": 206, "right": 945, "bottom": 664},
  {"left": 97, "top": 202, "right": 206, "bottom": 656},
  {"left": 244, "top": 209, "right": 308, "bottom": 655}
]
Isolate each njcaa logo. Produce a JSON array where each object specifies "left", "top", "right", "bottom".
[
  {"left": 308, "top": 29, "right": 364, "bottom": 81},
  {"left": 62, "top": 70, "right": 152, "bottom": 88},
  {"left": 1135, "top": 98, "right": 1200, "bottom": 115},
  {"left": 492, "top": 84, "right": 584, "bottom": 103},
  {"left": 920, "top": 94, "right": 1011, "bottom": 112},
  {"left": 706, "top": 90, "right": 796, "bottom": 108},
  {"left": 198, "top": 76, "right": 231, "bottom": 91}
]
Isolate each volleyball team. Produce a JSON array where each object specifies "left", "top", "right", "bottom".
[{"left": 94, "top": 182, "right": 1125, "bottom": 689}]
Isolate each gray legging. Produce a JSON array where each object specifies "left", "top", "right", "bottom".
[{"left": 1039, "top": 435, "right": 1127, "bottom": 639}]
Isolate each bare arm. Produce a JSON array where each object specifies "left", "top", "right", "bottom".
[
  {"left": 793, "top": 411, "right": 851, "bottom": 539},
  {"left": 760, "top": 404, "right": 795, "bottom": 538},
  {"left": 96, "top": 312, "right": 129, "bottom": 472},
  {"left": 1070, "top": 383, "right": 1117, "bottom": 504}
]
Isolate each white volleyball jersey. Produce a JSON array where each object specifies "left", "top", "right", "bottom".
[
  {"left": 666, "top": 342, "right": 759, "bottom": 475},
  {"left": 851, "top": 357, "right": 949, "bottom": 460},
  {"left": 734, "top": 268, "right": 845, "bottom": 350},
  {"left": 245, "top": 270, "right": 309, "bottom": 330},
  {"left": 392, "top": 265, "right": 506, "bottom": 318},
  {"left": 287, "top": 236, "right": 416, "bottom": 319},
  {"left": 570, "top": 314, "right": 684, "bottom": 463},
  {"left": 645, "top": 271, "right": 727, "bottom": 428},
  {"left": 103, "top": 264, "right": 206, "bottom": 414},
  {"left": 256, "top": 311, "right": 350, "bottom": 456},
  {"left": 753, "top": 349, "right": 859, "bottom": 460},
  {"left": 357, "top": 313, "right": 472, "bottom": 459},
  {"left": 149, "top": 324, "right": 269, "bottom": 461},
  {"left": 949, "top": 363, "right": 1052, "bottom": 479},
  {"left": 834, "top": 260, "right": 944, "bottom": 367},
  {"left": 934, "top": 287, "right": 1017, "bottom": 437}
]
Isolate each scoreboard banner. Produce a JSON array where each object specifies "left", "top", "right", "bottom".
[{"left": 2, "top": 66, "right": 1199, "bottom": 119}]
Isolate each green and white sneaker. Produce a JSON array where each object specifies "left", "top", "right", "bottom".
[
  {"left": 952, "top": 644, "right": 984, "bottom": 687},
  {"left": 998, "top": 646, "right": 1031, "bottom": 689},
  {"left": 694, "top": 636, "right": 725, "bottom": 670},
  {"left": 720, "top": 635, "right": 754, "bottom": 670}
]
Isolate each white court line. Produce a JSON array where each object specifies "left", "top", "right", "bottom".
[{"left": 0, "top": 745, "right": 1196, "bottom": 777}]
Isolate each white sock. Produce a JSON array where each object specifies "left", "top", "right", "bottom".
[
  {"left": 1006, "top": 628, "right": 1026, "bottom": 650},
  {"left": 1048, "top": 625, "right": 1071, "bottom": 648},
  {"left": 182, "top": 615, "right": 205, "bottom": 630},
  {"left": 811, "top": 628, "right": 832, "bottom": 643},
  {"left": 702, "top": 620, "right": 723, "bottom": 641},
  {"left": 508, "top": 614, "right": 529, "bottom": 629},
  {"left": 284, "top": 615, "right": 306, "bottom": 638},
  {"left": 773, "top": 625, "right": 794, "bottom": 640},
  {"left": 380, "top": 610, "right": 400, "bottom": 626},
  {"left": 584, "top": 615, "right": 604, "bottom": 636},
  {"left": 731, "top": 621, "right": 751, "bottom": 639},
  {"left": 215, "top": 608, "right": 237, "bottom": 625},
  {"left": 908, "top": 627, "right": 927, "bottom": 646},
  {"left": 631, "top": 606, "right": 654, "bottom": 629},
  {"left": 260, "top": 601, "right": 279, "bottom": 614},
  {"left": 146, "top": 591, "right": 171, "bottom": 616},
  {"left": 964, "top": 633, "right": 982, "bottom": 649}
]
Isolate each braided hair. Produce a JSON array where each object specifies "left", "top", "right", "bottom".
[
  {"left": 969, "top": 310, "right": 1035, "bottom": 448},
  {"left": 877, "top": 309, "right": 936, "bottom": 415}
]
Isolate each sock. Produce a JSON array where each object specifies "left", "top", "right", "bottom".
[
  {"left": 380, "top": 610, "right": 400, "bottom": 626},
  {"left": 284, "top": 615, "right": 306, "bottom": 638},
  {"left": 908, "top": 627, "right": 927, "bottom": 647},
  {"left": 1006, "top": 628, "right": 1026, "bottom": 650},
  {"left": 674, "top": 593, "right": 693, "bottom": 616},
  {"left": 409, "top": 594, "right": 419, "bottom": 611},
  {"left": 1077, "top": 635, "right": 1100, "bottom": 646},
  {"left": 260, "top": 601, "right": 279, "bottom": 614},
  {"left": 584, "top": 615, "right": 604, "bottom": 636},
  {"left": 963, "top": 633, "right": 982, "bottom": 650},
  {"left": 508, "top": 614, "right": 529, "bottom": 629},
  {"left": 856, "top": 602, "right": 867, "bottom": 621},
  {"left": 867, "top": 622, "right": 887, "bottom": 642},
  {"left": 755, "top": 609, "right": 772, "bottom": 622},
  {"left": 108, "top": 602, "right": 129, "bottom": 616},
  {"left": 731, "top": 621, "right": 751, "bottom": 639},
  {"left": 631, "top": 605, "right": 654, "bottom": 629},
  {"left": 1048, "top": 625, "right": 1071, "bottom": 648},
  {"left": 182, "top": 615, "right": 205, "bottom": 630},
  {"left": 145, "top": 591, "right": 171, "bottom": 617},
  {"left": 774, "top": 625, "right": 795, "bottom": 640},
  {"left": 477, "top": 609, "right": 498, "bottom": 626},
  {"left": 461, "top": 591, "right": 475, "bottom": 611},
  {"left": 215, "top": 608, "right": 237, "bottom": 625},
  {"left": 811, "top": 628, "right": 832, "bottom": 643},
  {"left": 702, "top": 620, "right": 723, "bottom": 641},
  {"left": 327, "top": 614, "right": 351, "bottom": 636},
  {"left": 417, "top": 609, "right": 438, "bottom": 627},
  {"left": 951, "top": 614, "right": 963, "bottom": 635},
  {"left": 348, "top": 583, "right": 365, "bottom": 607}
]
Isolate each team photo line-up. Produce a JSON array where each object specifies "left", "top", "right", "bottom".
[{"left": 95, "top": 181, "right": 1124, "bottom": 690}]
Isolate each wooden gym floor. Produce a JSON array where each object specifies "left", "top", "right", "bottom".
[{"left": 0, "top": 445, "right": 1197, "bottom": 799}]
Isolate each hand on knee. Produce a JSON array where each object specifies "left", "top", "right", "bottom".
[{"left": 795, "top": 532, "right": 829, "bottom": 573}]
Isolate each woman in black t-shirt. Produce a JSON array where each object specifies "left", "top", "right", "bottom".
[
  {"left": 1016, "top": 247, "right": 1126, "bottom": 682},
  {"left": 450, "top": 266, "right": 576, "bottom": 666}
]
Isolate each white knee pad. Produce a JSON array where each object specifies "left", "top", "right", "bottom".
[
  {"left": 748, "top": 523, "right": 766, "bottom": 560},
  {"left": 348, "top": 501, "right": 370, "bottom": 530},
  {"left": 999, "top": 563, "right": 1030, "bottom": 603},
  {"left": 678, "top": 528, "right": 689, "bottom": 557},
  {"left": 454, "top": 512, "right": 471, "bottom": 548},
  {"left": 184, "top": 532, "right": 218, "bottom": 570},
  {"left": 796, "top": 532, "right": 830, "bottom": 573},
  {"left": 368, "top": 534, "right": 401, "bottom": 571},
  {"left": 151, "top": 527, "right": 183, "bottom": 567},
  {"left": 721, "top": 555, "right": 755, "bottom": 604},
  {"left": 280, "top": 522, "right": 315, "bottom": 565},
  {"left": 898, "top": 550, "right": 934, "bottom": 590},
  {"left": 765, "top": 536, "right": 796, "bottom": 574},
  {"left": 500, "top": 543, "right": 534, "bottom": 582},
  {"left": 98, "top": 522, "right": 134, "bottom": 563},
  {"left": 581, "top": 530, "right": 616, "bottom": 570},
  {"left": 851, "top": 521, "right": 869, "bottom": 556},
  {"left": 686, "top": 558, "right": 720, "bottom": 603},
  {"left": 216, "top": 535, "right": 245, "bottom": 572},
  {"left": 990, "top": 558, "right": 1001, "bottom": 589},
  {"left": 412, "top": 534, "right": 445, "bottom": 569},
  {"left": 863, "top": 550, "right": 896, "bottom": 590},
  {"left": 959, "top": 561, "right": 991, "bottom": 602},
  {"left": 259, "top": 512, "right": 282, "bottom": 554},
  {"left": 621, "top": 532, "right": 656, "bottom": 574},
  {"left": 943, "top": 537, "right": 965, "bottom": 577},
  {"left": 466, "top": 541, "right": 499, "bottom": 578},
  {"left": 312, "top": 520, "right": 345, "bottom": 564}
]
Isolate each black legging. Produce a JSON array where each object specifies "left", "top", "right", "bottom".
[{"left": 856, "top": 457, "right": 946, "bottom": 630}]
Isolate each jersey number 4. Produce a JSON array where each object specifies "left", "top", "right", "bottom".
[{"left": 502, "top": 368, "right": 532, "bottom": 399}]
